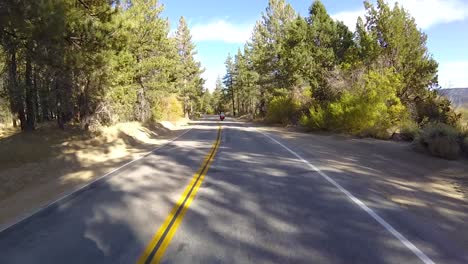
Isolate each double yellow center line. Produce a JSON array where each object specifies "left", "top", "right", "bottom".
[{"left": 136, "top": 126, "right": 222, "bottom": 264}]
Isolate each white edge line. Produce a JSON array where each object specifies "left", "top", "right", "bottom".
[
  {"left": 257, "top": 129, "right": 435, "bottom": 264},
  {"left": 0, "top": 127, "right": 193, "bottom": 234}
]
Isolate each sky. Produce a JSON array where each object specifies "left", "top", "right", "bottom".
[{"left": 159, "top": 0, "right": 468, "bottom": 90}]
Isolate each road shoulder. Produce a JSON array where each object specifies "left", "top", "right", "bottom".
[
  {"left": 258, "top": 124, "right": 468, "bottom": 256},
  {"left": 0, "top": 121, "right": 191, "bottom": 230}
]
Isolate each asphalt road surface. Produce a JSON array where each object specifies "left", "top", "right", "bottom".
[{"left": 0, "top": 116, "right": 466, "bottom": 264}]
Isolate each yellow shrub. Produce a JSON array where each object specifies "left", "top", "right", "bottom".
[
  {"left": 266, "top": 96, "right": 300, "bottom": 125},
  {"left": 300, "top": 69, "right": 407, "bottom": 138},
  {"left": 299, "top": 105, "right": 327, "bottom": 130},
  {"left": 152, "top": 95, "right": 183, "bottom": 121},
  {"left": 328, "top": 69, "right": 406, "bottom": 135}
]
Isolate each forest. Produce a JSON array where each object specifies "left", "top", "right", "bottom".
[
  {"left": 1, "top": 0, "right": 467, "bottom": 159},
  {"left": 214, "top": 0, "right": 468, "bottom": 159},
  {"left": 0, "top": 0, "right": 209, "bottom": 131}
]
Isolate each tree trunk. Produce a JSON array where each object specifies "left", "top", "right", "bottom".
[
  {"left": 259, "top": 89, "right": 266, "bottom": 117},
  {"left": 34, "top": 68, "right": 41, "bottom": 122},
  {"left": 78, "top": 79, "right": 90, "bottom": 123},
  {"left": 55, "top": 70, "right": 73, "bottom": 129},
  {"left": 135, "top": 81, "right": 150, "bottom": 122},
  {"left": 190, "top": 101, "right": 193, "bottom": 117},
  {"left": 230, "top": 80, "right": 236, "bottom": 117},
  {"left": 25, "top": 50, "right": 36, "bottom": 130},
  {"left": 41, "top": 77, "right": 50, "bottom": 121},
  {"left": 184, "top": 97, "right": 189, "bottom": 119},
  {"left": 55, "top": 78, "right": 64, "bottom": 130},
  {"left": 7, "top": 47, "right": 26, "bottom": 130}
]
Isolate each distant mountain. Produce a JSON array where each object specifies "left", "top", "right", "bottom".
[{"left": 437, "top": 88, "right": 468, "bottom": 108}]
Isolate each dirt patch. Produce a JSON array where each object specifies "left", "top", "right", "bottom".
[
  {"left": 0, "top": 121, "right": 189, "bottom": 228},
  {"left": 0, "top": 125, "right": 19, "bottom": 139}
]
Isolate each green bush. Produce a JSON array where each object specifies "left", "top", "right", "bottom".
[
  {"left": 300, "top": 69, "right": 406, "bottom": 137},
  {"left": 359, "top": 127, "right": 392, "bottom": 140},
  {"left": 329, "top": 70, "right": 406, "bottom": 134},
  {"left": 266, "top": 96, "right": 300, "bottom": 125},
  {"left": 456, "top": 107, "right": 468, "bottom": 128},
  {"left": 191, "top": 112, "right": 202, "bottom": 119},
  {"left": 299, "top": 105, "right": 327, "bottom": 131},
  {"left": 205, "top": 108, "right": 214, "bottom": 115},
  {"left": 415, "top": 123, "right": 461, "bottom": 160},
  {"left": 107, "top": 84, "right": 137, "bottom": 122},
  {"left": 0, "top": 97, "right": 12, "bottom": 125},
  {"left": 152, "top": 95, "right": 183, "bottom": 121},
  {"left": 416, "top": 92, "right": 461, "bottom": 126},
  {"left": 399, "top": 120, "right": 420, "bottom": 141}
]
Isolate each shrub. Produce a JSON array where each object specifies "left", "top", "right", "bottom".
[
  {"left": 299, "top": 69, "right": 407, "bottom": 138},
  {"left": 299, "top": 105, "right": 327, "bottom": 131},
  {"left": 416, "top": 123, "right": 461, "bottom": 160},
  {"left": 399, "top": 120, "right": 420, "bottom": 141},
  {"left": 456, "top": 107, "right": 468, "bottom": 129},
  {"left": 205, "top": 108, "right": 214, "bottom": 115},
  {"left": 152, "top": 95, "right": 183, "bottom": 121},
  {"left": 0, "top": 104, "right": 12, "bottom": 125},
  {"left": 359, "top": 127, "right": 392, "bottom": 140},
  {"left": 301, "top": 70, "right": 405, "bottom": 136},
  {"left": 191, "top": 112, "right": 202, "bottom": 119},
  {"left": 328, "top": 69, "right": 406, "bottom": 135},
  {"left": 416, "top": 92, "right": 461, "bottom": 126},
  {"left": 107, "top": 84, "right": 137, "bottom": 122},
  {"left": 266, "top": 96, "right": 300, "bottom": 125}
]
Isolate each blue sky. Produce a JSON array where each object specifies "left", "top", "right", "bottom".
[{"left": 160, "top": 0, "right": 468, "bottom": 90}]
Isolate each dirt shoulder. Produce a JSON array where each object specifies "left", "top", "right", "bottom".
[
  {"left": 0, "top": 121, "right": 190, "bottom": 229},
  {"left": 261, "top": 125, "right": 468, "bottom": 248}
]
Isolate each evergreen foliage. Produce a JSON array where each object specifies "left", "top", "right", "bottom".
[
  {"left": 221, "top": 0, "right": 460, "bottom": 140},
  {"left": 0, "top": 0, "right": 205, "bottom": 130}
]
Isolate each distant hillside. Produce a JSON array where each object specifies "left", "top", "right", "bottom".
[{"left": 437, "top": 88, "right": 468, "bottom": 108}]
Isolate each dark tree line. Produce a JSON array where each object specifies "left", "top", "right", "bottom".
[{"left": 0, "top": 0, "right": 205, "bottom": 131}]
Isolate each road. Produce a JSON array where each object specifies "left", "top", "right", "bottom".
[{"left": 0, "top": 116, "right": 466, "bottom": 264}]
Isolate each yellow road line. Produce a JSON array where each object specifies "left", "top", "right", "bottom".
[{"left": 136, "top": 126, "right": 222, "bottom": 264}]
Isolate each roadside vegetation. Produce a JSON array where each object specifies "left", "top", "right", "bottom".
[
  {"left": 213, "top": 0, "right": 468, "bottom": 160},
  {"left": 0, "top": 0, "right": 212, "bottom": 133}
]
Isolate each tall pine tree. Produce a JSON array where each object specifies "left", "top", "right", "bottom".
[
  {"left": 175, "top": 16, "right": 204, "bottom": 118},
  {"left": 250, "top": 0, "right": 296, "bottom": 116}
]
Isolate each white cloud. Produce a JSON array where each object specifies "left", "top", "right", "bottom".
[
  {"left": 202, "top": 68, "right": 225, "bottom": 91},
  {"left": 332, "top": 9, "right": 365, "bottom": 30},
  {"left": 438, "top": 61, "right": 468, "bottom": 88},
  {"left": 391, "top": 0, "right": 468, "bottom": 29},
  {"left": 332, "top": 0, "right": 468, "bottom": 30},
  {"left": 191, "top": 20, "right": 253, "bottom": 43}
]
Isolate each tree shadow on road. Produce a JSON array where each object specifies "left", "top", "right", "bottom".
[{"left": 0, "top": 122, "right": 219, "bottom": 263}]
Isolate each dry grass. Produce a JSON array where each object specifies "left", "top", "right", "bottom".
[
  {"left": 0, "top": 125, "right": 20, "bottom": 139},
  {"left": 453, "top": 106, "right": 468, "bottom": 128},
  {"left": 0, "top": 120, "right": 188, "bottom": 226}
]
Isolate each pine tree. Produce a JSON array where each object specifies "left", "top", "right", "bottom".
[
  {"left": 234, "top": 47, "right": 259, "bottom": 115},
  {"left": 250, "top": 0, "right": 296, "bottom": 115},
  {"left": 281, "top": 15, "right": 311, "bottom": 91},
  {"left": 108, "top": 0, "right": 180, "bottom": 122},
  {"left": 211, "top": 77, "right": 225, "bottom": 113},
  {"left": 223, "top": 54, "right": 236, "bottom": 116},
  {"left": 175, "top": 16, "right": 204, "bottom": 118},
  {"left": 199, "top": 88, "right": 213, "bottom": 114},
  {"left": 363, "top": 0, "right": 439, "bottom": 120},
  {"left": 306, "top": 0, "right": 340, "bottom": 102}
]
